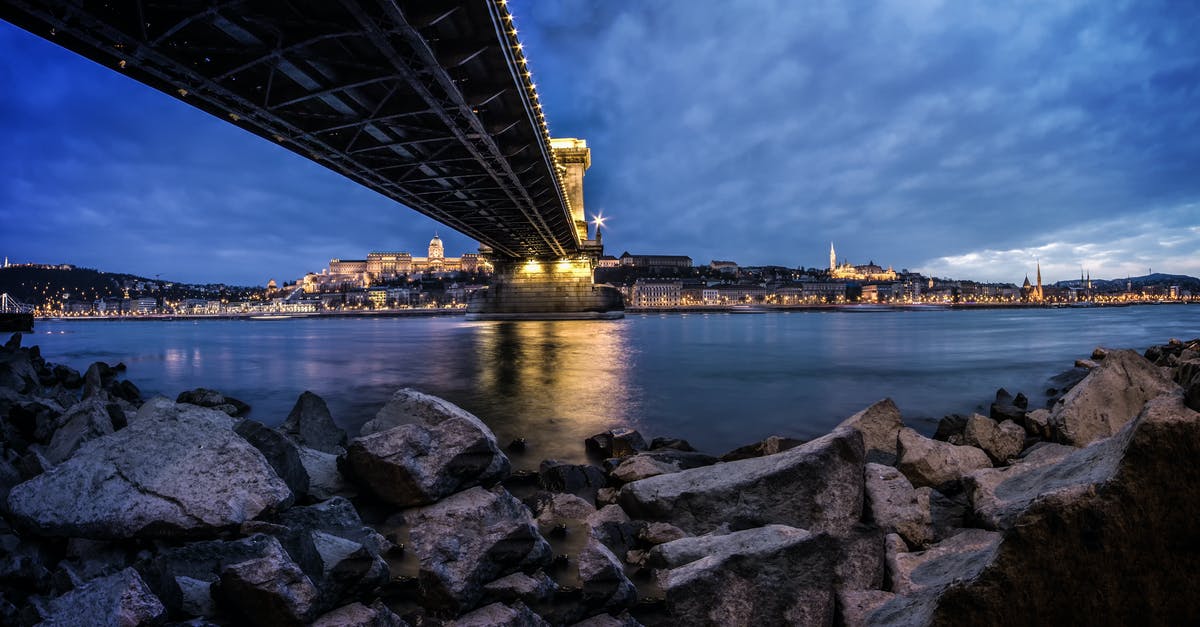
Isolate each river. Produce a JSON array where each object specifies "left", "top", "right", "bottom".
[{"left": 28, "top": 305, "right": 1199, "bottom": 468}]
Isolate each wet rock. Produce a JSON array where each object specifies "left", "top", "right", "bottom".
[
  {"left": 654, "top": 525, "right": 837, "bottom": 626},
  {"left": 7, "top": 399, "right": 290, "bottom": 538},
  {"left": 988, "top": 389, "right": 1025, "bottom": 424},
  {"left": 609, "top": 450, "right": 718, "bottom": 483},
  {"left": 595, "top": 487, "right": 619, "bottom": 506},
  {"left": 586, "top": 505, "right": 637, "bottom": 558},
  {"left": 932, "top": 414, "right": 967, "bottom": 443},
  {"left": 961, "top": 415, "right": 1025, "bottom": 465},
  {"left": 145, "top": 534, "right": 280, "bottom": 616},
  {"left": 39, "top": 567, "right": 165, "bottom": 626},
  {"left": 408, "top": 486, "right": 551, "bottom": 612},
  {"left": 538, "top": 460, "right": 606, "bottom": 495},
  {"left": 649, "top": 437, "right": 695, "bottom": 452},
  {"left": 719, "top": 434, "right": 805, "bottom": 462},
  {"left": 896, "top": 427, "right": 991, "bottom": 489},
  {"left": 864, "top": 463, "right": 934, "bottom": 548},
  {"left": 175, "top": 387, "right": 249, "bottom": 416},
  {"left": 346, "top": 404, "right": 509, "bottom": 507},
  {"left": 0, "top": 348, "right": 39, "bottom": 394},
  {"left": 451, "top": 602, "right": 548, "bottom": 627},
  {"left": 275, "top": 497, "right": 390, "bottom": 558},
  {"left": 835, "top": 398, "right": 904, "bottom": 464},
  {"left": 43, "top": 398, "right": 115, "bottom": 465},
  {"left": 1049, "top": 349, "right": 1177, "bottom": 445},
  {"left": 533, "top": 492, "right": 596, "bottom": 527},
  {"left": 297, "top": 445, "right": 351, "bottom": 500},
  {"left": 82, "top": 362, "right": 116, "bottom": 400},
  {"left": 1075, "top": 358, "right": 1099, "bottom": 369},
  {"left": 51, "top": 364, "right": 83, "bottom": 389},
  {"left": 482, "top": 571, "right": 557, "bottom": 605},
  {"left": 280, "top": 391, "right": 346, "bottom": 454},
  {"left": 637, "top": 522, "right": 688, "bottom": 546},
  {"left": 219, "top": 535, "right": 320, "bottom": 626},
  {"left": 579, "top": 536, "right": 636, "bottom": 610},
  {"left": 1024, "top": 408, "right": 1052, "bottom": 439},
  {"left": 312, "top": 600, "right": 408, "bottom": 627},
  {"left": 236, "top": 418, "right": 309, "bottom": 501},
  {"left": 620, "top": 426, "right": 864, "bottom": 535},
  {"left": 585, "top": 428, "right": 647, "bottom": 459},
  {"left": 302, "top": 530, "right": 390, "bottom": 609},
  {"left": 1045, "top": 366, "right": 1089, "bottom": 406},
  {"left": 569, "top": 612, "right": 643, "bottom": 627}
]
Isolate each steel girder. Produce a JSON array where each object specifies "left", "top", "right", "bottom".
[{"left": 0, "top": 0, "right": 578, "bottom": 259}]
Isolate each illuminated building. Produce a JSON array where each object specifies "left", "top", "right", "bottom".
[
  {"left": 828, "top": 242, "right": 898, "bottom": 281},
  {"left": 307, "top": 235, "right": 492, "bottom": 292}
]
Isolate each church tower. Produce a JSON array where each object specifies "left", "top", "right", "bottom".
[
  {"left": 829, "top": 242, "right": 836, "bottom": 273},
  {"left": 1035, "top": 261, "right": 1044, "bottom": 301}
]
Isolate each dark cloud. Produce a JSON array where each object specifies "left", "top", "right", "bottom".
[{"left": 2, "top": 1, "right": 1198, "bottom": 285}]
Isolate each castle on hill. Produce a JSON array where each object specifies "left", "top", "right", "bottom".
[{"left": 828, "top": 242, "right": 898, "bottom": 281}]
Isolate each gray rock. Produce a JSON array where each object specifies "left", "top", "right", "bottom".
[
  {"left": 305, "top": 530, "right": 389, "bottom": 607},
  {"left": 0, "top": 347, "right": 39, "bottom": 394},
  {"left": 962, "top": 415, "right": 1025, "bottom": 465},
  {"left": 965, "top": 442, "right": 1077, "bottom": 530},
  {"left": 311, "top": 600, "right": 408, "bottom": 627},
  {"left": 236, "top": 418, "right": 309, "bottom": 500},
  {"left": 534, "top": 492, "right": 596, "bottom": 527},
  {"left": 569, "top": 613, "right": 643, "bottom": 627},
  {"left": 719, "top": 434, "right": 805, "bottom": 462},
  {"left": 896, "top": 427, "right": 991, "bottom": 489},
  {"left": 885, "top": 528, "right": 1001, "bottom": 596},
  {"left": 1048, "top": 349, "right": 1177, "bottom": 445},
  {"left": 837, "top": 589, "right": 895, "bottom": 627},
  {"left": 297, "top": 445, "right": 352, "bottom": 500},
  {"left": 538, "top": 461, "right": 607, "bottom": 495},
  {"left": 1024, "top": 408, "right": 1053, "bottom": 439},
  {"left": 654, "top": 525, "right": 837, "bottom": 626},
  {"left": 43, "top": 398, "right": 114, "bottom": 465},
  {"left": 637, "top": 522, "right": 688, "bottom": 546},
  {"left": 586, "top": 505, "right": 636, "bottom": 558},
  {"left": 609, "top": 450, "right": 718, "bottom": 483},
  {"left": 175, "top": 575, "right": 216, "bottom": 617},
  {"left": 275, "top": 497, "right": 391, "bottom": 558},
  {"left": 219, "top": 535, "right": 320, "bottom": 626},
  {"left": 585, "top": 428, "right": 647, "bottom": 459},
  {"left": 988, "top": 388, "right": 1025, "bottom": 424},
  {"left": 145, "top": 534, "right": 280, "bottom": 616},
  {"left": 834, "top": 525, "right": 886, "bottom": 593},
  {"left": 281, "top": 391, "right": 346, "bottom": 454},
  {"left": 451, "top": 602, "right": 549, "bottom": 627},
  {"left": 482, "top": 571, "right": 557, "bottom": 605},
  {"left": 7, "top": 400, "right": 290, "bottom": 538},
  {"left": 864, "top": 463, "right": 934, "bottom": 548},
  {"left": 619, "top": 426, "right": 864, "bottom": 535},
  {"left": 579, "top": 536, "right": 636, "bottom": 609},
  {"left": 82, "top": 362, "right": 115, "bottom": 401},
  {"left": 347, "top": 392, "right": 508, "bottom": 507},
  {"left": 39, "top": 567, "right": 165, "bottom": 627},
  {"left": 409, "top": 486, "right": 551, "bottom": 611},
  {"left": 836, "top": 398, "right": 904, "bottom": 464}
]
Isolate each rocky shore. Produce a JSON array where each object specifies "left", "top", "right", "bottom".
[{"left": 1, "top": 331, "right": 1199, "bottom": 626}]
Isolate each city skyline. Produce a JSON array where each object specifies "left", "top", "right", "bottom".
[{"left": 1, "top": 1, "right": 1198, "bottom": 285}]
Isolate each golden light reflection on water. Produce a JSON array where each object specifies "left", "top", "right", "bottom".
[{"left": 469, "top": 320, "right": 637, "bottom": 464}]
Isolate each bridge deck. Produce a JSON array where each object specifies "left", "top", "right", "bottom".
[{"left": 1, "top": 0, "right": 579, "bottom": 259}]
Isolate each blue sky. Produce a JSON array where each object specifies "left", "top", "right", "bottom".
[{"left": 1, "top": 0, "right": 1198, "bottom": 286}]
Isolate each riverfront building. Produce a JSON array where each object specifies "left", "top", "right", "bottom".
[
  {"left": 829, "top": 242, "right": 898, "bottom": 281},
  {"left": 305, "top": 235, "right": 490, "bottom": 292}
]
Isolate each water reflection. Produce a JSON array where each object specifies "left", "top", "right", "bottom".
[{"left": 470, "top": 320, "right": 636, "bottom": 465}]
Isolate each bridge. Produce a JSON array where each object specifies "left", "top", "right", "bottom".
[{"left": 1, "top": 0, "right": 622, "bottom": 318}]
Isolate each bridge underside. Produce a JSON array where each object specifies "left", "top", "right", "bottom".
[{"left": 1, "top": 0, "right": 579, "bottom": 259}]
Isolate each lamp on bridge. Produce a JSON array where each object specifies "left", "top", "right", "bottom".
[{"left": 590, "top": 212, "right": 607, "bottom": 244}]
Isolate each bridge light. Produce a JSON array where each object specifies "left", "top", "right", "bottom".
[
  {"left": 177, "top": 88, "right": 188, "bottom": 97},
  {"left": 118, "top": 59, "right": 126, "bottom": 69}
]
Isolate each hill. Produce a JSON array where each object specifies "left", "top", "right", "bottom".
[{"left": 0, "top": 265, "right": 260, "bottom": 307}]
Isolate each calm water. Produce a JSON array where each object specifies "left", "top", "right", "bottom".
[{"left": 28, "top": 306, "right": 1199, "bottom": 468}]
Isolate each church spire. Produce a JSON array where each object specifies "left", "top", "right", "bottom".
[
  {"left": 829, "top": 242, "right": 836, "bottom": 272},
  {"left": 1035, "top": 260, "right": 1043, "bottom": 301}
]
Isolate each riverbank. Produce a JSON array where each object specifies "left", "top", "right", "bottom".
[{"left": 1, "top": 333, "right": 1199, "bottom": 624}]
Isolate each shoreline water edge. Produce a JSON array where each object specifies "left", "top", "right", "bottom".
[{"left": 1, "top": 331, "right": 1199, "bottom": 625}]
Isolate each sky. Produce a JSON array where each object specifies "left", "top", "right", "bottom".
[{"left": 1, "top": 0, "right": 1198, "bottom": 286}]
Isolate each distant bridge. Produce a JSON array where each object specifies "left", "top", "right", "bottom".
[{"left": 1, "top": 0, "right": 589, "bottom": 260}]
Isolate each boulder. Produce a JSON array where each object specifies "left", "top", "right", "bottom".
[
  {"left": 896, "top": 427, "right": 991, "bottom": 489},
  {"left": 586, "top": 505, "right": 637, "bottom": 558},
  {"left": 302, "top": 530, "right": 390, "bottom": 608},
  {"left": 864, "top": 463, "right": 935, "bottom": 548},
  {"left": 533, "top": 493, "right": 596, "bottom": 528},
  {"left": 361, "top": 387, "right": 484, "bottom": 436},
  {"left": 451, "top": 602, "right": 548, "bottom": 627},
  {"left": 538, "top": 461, "right": 607, "bottom": 495},
  {"left": 584, "top": 428, "right": 647, "bottom": 459},
  {"left": 297, "top": 446, "right": 352, "bottom": 500},
  {"left": 51, "top": 364, "right": 83, "bottom": 389},
  {"left": 43, "top": 398, "right": 115, "bottom": 465},
  {"left": 280, "top": 391, "right": 346, "bottom": 454},
  {"left": 569, "top": 613, "right": 643, "bottom": 627},
  {"left": 408, "top": 486, "right": 551, "bottom": 612},
  {"left": 649, "top": 437, "right": 695, "bottom": 452},
  {"left": 637, "top": 522, "right": 688, "bottom": 546},
  {"left": 964, "top": 442, "right": 1076, "bottom": 530},
  {"left": 932, "top": 414, "right": 967, "bottom": 443},
  {"left": 346, "top": 416, "right": 508, "bottom": 507},
  {"left": 871, "top": 393, "right": 1200, "bottom": 625},
  {"left": 38, "top": 567, "right": 165, "bottom": 626},
  {"left": 235, "top": 419, "right": 309, "bottom": 500},
  {"left": 719, "top": 435, "right": 805, "bottom": 462},
  {"left": 834, "top": 525, "right": 886, "bottom": 593},
  {"left": 219, "top": 535, "right": 321, "bottom": 626},
  {"left": 482, "top": 571, "right": 557, "bottom": 605},
  {"left": 653, "top": 525, "right": 838, "bottom": 626},
  {"left": 961, "top": 415, "right": 1024, "bottom": 465},
  {"left": 1048, "top": 349, "right": 1177, "bottom": 445},
  {"left": 6, "top": 400, "right": 291, "bottom": 538},
  {"left": 835, "top": 398, "right": 904, "bottom": 464},
  {"left": 988, "top": 388, "right": 1025, "bottom": 423},
  {"left": 609, "top": 450, "right": 718, "bottom": 483},
  {"left": 145, "top": 534, "right": 283, "bottom": 617},
  {"left": 1024, "top": 408, "right": 1052, "bottom": 439},
  {"left": 578, "top": 536, "right": 636, "bottom": 609},
  {"left": 0, "top": 347, "right": 39, "bottom": 394},
  {"left": 884, "top": 528, "right": 1001, "bottom": 596},
  {"left": 619, "top": 427, "right": 864, "bottom": 535},
  {"left": 176, "top": 388, "right": 250, "bottom": 416},
  {"left": 311, "top": 601, "right": 408, "bottom": 627},
  {"left": 82, "top": 362, "right": 116, "bottom": 400},
  {"left": 275, "top": 497, "right": 391, "bottom": 558}
]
